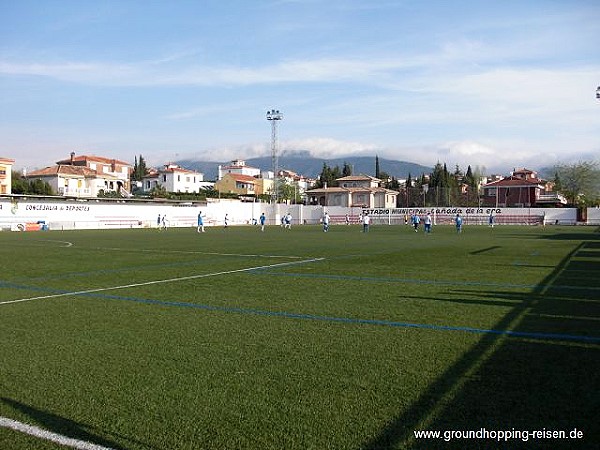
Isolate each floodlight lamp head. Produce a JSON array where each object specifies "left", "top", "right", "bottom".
[
  {"left": 266, "top": 109, "right": 283, "bottom": 121},
  {"left": 596, "top": 86, "right": 600, "bottom": 99}
]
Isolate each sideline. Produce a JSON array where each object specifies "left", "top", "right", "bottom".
[
  {"left": 0, "top": 416, "right": 113, "bottom": 450},
  {"left": 0, "top": 257, "right": 325, "bottom": 306}
]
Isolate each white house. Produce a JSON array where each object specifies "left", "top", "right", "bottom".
[
  {"left": 306, "top": 174, "right": 398, "bottom": 208},
  {"left": 142, "top": 163, "right": 207, "bottom": 193},
  {"left": 218, "top": 159, "right": 261, "bottom": 180},
  {"left": 26, "top": 153, "right": 133, "bottom": 197}
]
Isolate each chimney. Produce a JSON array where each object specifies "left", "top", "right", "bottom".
[{"left": 70, "top": 152, "right": 75, "bottom": 164}]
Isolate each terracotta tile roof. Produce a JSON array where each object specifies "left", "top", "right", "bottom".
[
  {"left": 162, "top": 167, "right": 198, "bottom": 174},
  {"left": 0, "top": 157, "right": 15, "bottom": 164},
  {"left": 484, "top": 176, "right": 544, "bottom": 187},
  {"left": 27, "top": 165, "right": 98, "bottom": 177},
  {"left": 224, "top": 173, "right": 258, "bottom": 182},
  {"left": 27, "top": 165, "right": 121, "bottom": 180},
  {"left": 306, "top": 186, "right": 397, "bottom": 194},
  {"left": 337, "top": 174, "right": 381, "bottom": 182},
  {"left": 56, "top": 154, "right": 132, "bottom": 166}
]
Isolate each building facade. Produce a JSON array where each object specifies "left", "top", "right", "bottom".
[
  {"left": 217, "top": 159, "right": 261, "bottom": 180},
  {"left": 214, "top": 173, "right": 258, "bottom": 196},
  {"left": 142, "top": 163, "right": 206, "bottom": 194},
  {"left": 481, "top": 168, "right": 566, "bottom": 207},
  {"left": 0, "top": 157, "right": 15, "bottom": 195},
  {"left": 306, "top": 174, "right": 398, "bottom": 208},
  {"left": 26, "top": 153, "right": 133, "bottom": 197}
]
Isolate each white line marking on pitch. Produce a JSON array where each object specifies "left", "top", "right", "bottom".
[
  {"left": 44, "top": 240, "right": 74, "bottom": 247},
  {"left": 0, "top": 416, "right": 114, "bottom": 450},
  {"left": 97, "top": 246, "right": 306, "bottom": 259},
  {"left": 2, "top": 240, "right": 74, "bottom": 248},
  {"left": 0, "top": 258, "right": 324, "bottom": 306}
]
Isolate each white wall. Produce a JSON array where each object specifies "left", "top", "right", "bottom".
[
  {"left": 0, "top": 197, "right": 589, "bottom": 231},
  {"left": 587, "top": 207, "right": 600, "bottom": 225}
]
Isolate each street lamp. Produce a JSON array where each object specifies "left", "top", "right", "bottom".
[{"left": 266, "top": 109, "right": 283, "bottom": 203}]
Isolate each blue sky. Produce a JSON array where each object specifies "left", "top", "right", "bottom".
[{"left": 1, "top": 0, "right": 599, "bottom": 174}]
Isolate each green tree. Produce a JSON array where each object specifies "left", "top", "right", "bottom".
[
  {"left": 12, "top": 172, "right": 53, "bottom": 195},
  {"left": 131, "top": 154, "right": 148, "bottom": 182},
  {"left": 278, "top": 180, "right": 301, "bottom": 204},
  {"left": 464, "top": 165, "right": 476, "bottom": 187},
  {"left": 149, "top": 184, "right": 168, "bottom": 198},
  {"left": 553, "top": 161, "right": 600, "bottom": 206},
  {"left": 11, "top": 171, "right": 28, "bottom": 194},
  {"left": 342, "top": 162, "right": 353, "bottom": 177},
  {"left": 315, "top": 163, "right": 342, "bottom": 188},
  {"left": 375, "top": 155, "right": 380, "bottom": 178}
]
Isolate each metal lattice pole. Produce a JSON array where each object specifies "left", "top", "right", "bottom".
[{"left": 266, "top": 109, "right": 283, "bottom": 203}]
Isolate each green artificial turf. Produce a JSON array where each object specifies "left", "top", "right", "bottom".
[{"left": 0, "top": 224, "right": 598, "bottom": 449}]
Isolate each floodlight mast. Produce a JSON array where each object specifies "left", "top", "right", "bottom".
[{"left": 266, "top": 109, "right": 283, "bottom": 203}]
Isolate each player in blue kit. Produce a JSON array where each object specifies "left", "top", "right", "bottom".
[{"left": 455, "top": 213, "right": 463, "bottom": 233}]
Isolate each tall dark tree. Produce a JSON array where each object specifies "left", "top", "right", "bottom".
[
  {"left": 330, "top": 165, "right": 342, "bottom": 184},
  {"left": 316, "top": 162, "right": 339, "bottom": 188},
  {"left": 131, "top": 154, "right": 148, "bottom": 182},
  {"left": 375, "top": 155, "right": 381, "bottom": 179},
  {"left": 342, "top": 162, "right": 353, "bottom": 177},
  {"left": 464, "top": 165, "right": 476, "bottom": 187}
]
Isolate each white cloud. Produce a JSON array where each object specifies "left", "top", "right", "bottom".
[{"left": 283, "top": 137, "right": 378, "bottom": 158}]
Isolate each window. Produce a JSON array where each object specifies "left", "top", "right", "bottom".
[
  {"left": 486, "top": 187, "right": 497, "bottom": 197},
  {"left": 178, "top": 175, "right": 181, "bottom": 182},
  {"left": 163, "top": 175, "right": 167, "bottom": 182}
]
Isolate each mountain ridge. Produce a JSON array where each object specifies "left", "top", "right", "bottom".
[{"left": 177, "top": 152, "right": 432, "bottom": 181}]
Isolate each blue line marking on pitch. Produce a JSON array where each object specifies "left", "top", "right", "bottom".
[
  {"left": 2, "top": 280, "right": 598, "bottom": 343},
  {"left": 70, "top": 292, "right": 600, "bottom": 343}
]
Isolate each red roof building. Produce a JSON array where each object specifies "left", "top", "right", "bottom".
[
  {"left": 26, "top": 152, "right": 133, "bottom": 197},
  {"left": 481, "top": 168, "right": 566, "bottom": 207}
]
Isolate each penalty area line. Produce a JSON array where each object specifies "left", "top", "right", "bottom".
[
  {"left": 0, "top": 257, "right": 325, "bottom": 306},
  {"left": 0, "top": 416, "right": 113, "bottom": 450}
]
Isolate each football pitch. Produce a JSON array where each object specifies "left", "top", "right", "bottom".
[{"left": 0, "top": 224, "right": 598, "bottom": 449}]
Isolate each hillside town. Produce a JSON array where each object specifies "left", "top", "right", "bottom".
[{"left": 0, "top": 151, "right": 574, "bottom": 210}]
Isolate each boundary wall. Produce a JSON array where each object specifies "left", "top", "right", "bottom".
[{"left": 0, "top": 196, "right": 591, "bottom": 231}]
